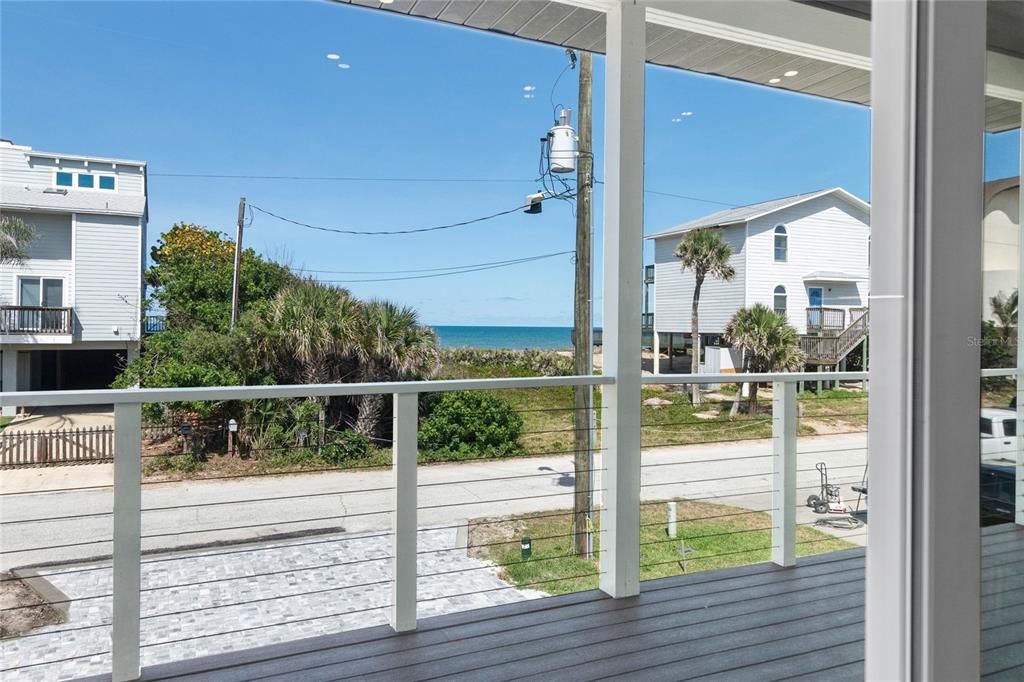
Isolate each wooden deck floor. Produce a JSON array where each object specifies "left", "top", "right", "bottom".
[{"left": 89, "top": 525, "right": 1024, "bottom": 681}]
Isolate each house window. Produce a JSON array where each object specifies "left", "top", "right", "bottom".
[
  {"left": 78, "top": 174, "right": 94, "bottom": 188},
  {"left": 773, "top": 285, "right": 787, "bottom": 316},
  {"left": 774, "top": 225, "right": 788, "bottom": 262},
  {"left": 19, "top": 277, "right": 64, "bottom": 307},
  {"left": 56, "top": 172, "right": 73, "bottom": 187},
  {"left": 98, "top": 176, "right": 115, "bottom": 190}
]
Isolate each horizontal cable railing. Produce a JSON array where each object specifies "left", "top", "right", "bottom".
[
  {"left": 0, "top": 376, "right": 612, "bottom": 682},
  {"left": 0, "top": 371, "right": 891, "bottom": 681},
  {"left": 637, "top": 374, "right": 868, "bottom": 583}
]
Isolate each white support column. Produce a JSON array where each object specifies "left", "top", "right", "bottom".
[
  {"left": 771, "top": 380, "right": 796, "bottom": 567},
  {"left": 599, "top": 0, "right": 645, "bottom": 600},
  {"left": 867, "top": 1, "right": 985, "bottom": 679},
  {"left": 391, "top": 392, "right": 418, "bottom": 632},
  {"left": 1, "top": 349, "right": 18, "bottom": 417},
  {"left": 111, "top": 402, "right": 142, "bottom": 682},
  {"left": 1017, "top": 100, "right": 1024, "bottom": 527},
  {"left": 652, "top": 330, "right": 660, "bottom": 375},
  {"left": 127, "top": 344, "right": 141, "bottom": 389}
]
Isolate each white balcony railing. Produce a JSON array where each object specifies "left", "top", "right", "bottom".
[{"left": 0, "top": 371, "right": 869, "bottom": 682}]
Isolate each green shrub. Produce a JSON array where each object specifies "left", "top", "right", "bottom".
[
  {"left": 143, "top": 452, "right": 203, "bottom": 476},
  {"left": 321, "top": 431, "right": 372, "bottom": 465},
  {"left": 419, "top": 391, "right": 524, "bottom": 460}
]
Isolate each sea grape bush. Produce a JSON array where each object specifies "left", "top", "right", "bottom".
[{"left": 418, "top": 391, "right": 524, "bottom": 460}]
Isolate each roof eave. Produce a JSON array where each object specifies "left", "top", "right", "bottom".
[
  {"left": 645, "top": 220, "right": 743, "bottom": 240},
  {"left": 25, "top": 150, "right": 147, "bottom": 168},
  {"left": 0, "top": 201, "right": 145, "bottom": 218}
]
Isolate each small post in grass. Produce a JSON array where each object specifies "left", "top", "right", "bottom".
[{"left": 667, "top": 501, "right": 678, "bottom": 537}]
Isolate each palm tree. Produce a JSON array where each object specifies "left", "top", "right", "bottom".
[
  {"left": 724, "top": 304, "right": 804, "bottom": 414},
  {"left": 0, "top": 215, "right": 36, "bottom": 265},
  {"left": 353, "top": 300, "right": 440, "bottom": 439},
  {"left": 252, "top": 278, "right": 363, "bottom": 386},
  {"left": 990, "top": 290, "right": 1018, "bottom": 344},
  {"left": 675, "top": 228, "right": 735, "bottom": 403}
]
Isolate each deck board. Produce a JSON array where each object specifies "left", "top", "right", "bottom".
[{"left": 73, "top": 526, "right": 1024, "bottom": 681}]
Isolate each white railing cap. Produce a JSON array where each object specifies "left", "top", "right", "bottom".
[
  {"left": 643, "top": 371, "right": 869, "bottom": 384},
  {"left": 0, "top": 375, "right": 614, "bottom": 408}
]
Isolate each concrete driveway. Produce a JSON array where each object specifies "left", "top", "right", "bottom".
[{"left": 4, "top": 405, "right": 114, "bottom": 432}]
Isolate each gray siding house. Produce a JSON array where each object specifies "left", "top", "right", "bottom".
[{"left": 0, "top": 140, "right": 147, "bottom": 415}]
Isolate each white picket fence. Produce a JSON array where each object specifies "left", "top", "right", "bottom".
[{"left": 0, "top": 426, "right": 115, "bottom": 466}]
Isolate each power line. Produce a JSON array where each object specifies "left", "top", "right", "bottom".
[
  {"left": 149, "top": 171, "right": 738, "bottom": 207},
  {"left": 592, "top": 179, "right": 737, "bottom": 207},
  {"left": 150, "top": 172, "right": 533, "bottom": 183},
  {"left": 249, "top": 190, "right": 574, "bottom": 236},
  {"left": 314, "top": 251, "right": 574, "bottom": 284},
  {"left": 295, "top": 251, "right": 574, "bottom": 275}
]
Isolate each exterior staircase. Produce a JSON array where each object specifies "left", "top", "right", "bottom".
[{"left": 799, "top": 308, "right": 869, "bottom": 366}]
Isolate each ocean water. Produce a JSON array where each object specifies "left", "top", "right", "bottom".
[{"left": 432, "top": 326, "right": 573, "bottom": 350}]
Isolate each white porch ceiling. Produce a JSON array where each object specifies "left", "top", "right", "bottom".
[{"left": 334, "top": 0, "right": 1024, "bottom": 132}]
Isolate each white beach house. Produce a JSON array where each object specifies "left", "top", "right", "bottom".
[
  {"left": 984, "top": 176, "right": 1021, "bottom": 319},
  {"left": 647, "top": 187, "right": 870, "bottom": 372},
  {"left": 0, "top": 140, "right": 147, "bottom": 415}
]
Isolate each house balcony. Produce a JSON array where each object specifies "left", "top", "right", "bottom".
[
  {"left": 805, "top": 306, "right": 868, "bottom": 336},
  {"left": 0, "top": 306, "right": 73, "bottom": 343}
]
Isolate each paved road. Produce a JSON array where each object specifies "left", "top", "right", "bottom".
[{"left": 0, "top": 432, "right": 868, "bottom": 570}]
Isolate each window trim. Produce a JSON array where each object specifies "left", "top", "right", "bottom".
[
  {"left": 773, "top": 284, "right": 787, "bottom": 316},
  {"left": 16, "top": 275, "right": 66, "bottom": 307},
  {"left": 773, "top": 224, "right": 788, "bottom": 262},
  {"left": 52, "top": 170, "right": 117, "bottom": 191}
]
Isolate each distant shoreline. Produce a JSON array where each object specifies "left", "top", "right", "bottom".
[{"left": 431, "top": 325, "right": 574, "bottom": 351}]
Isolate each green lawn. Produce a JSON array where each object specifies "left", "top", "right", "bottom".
[
  {"left": 0, "top": 416, "right": 13, "bottom": 431},
  {"left": 470, "top": 498, "right": 855, "bottom": 595},
  {"left": 442, "top": 357, "right": 870, "bottom": 454}
]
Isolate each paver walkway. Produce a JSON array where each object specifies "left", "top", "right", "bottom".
[{"left": 0, "top": 527, "right": 542, "bottom": 682}]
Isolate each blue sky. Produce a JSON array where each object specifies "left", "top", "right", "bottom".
[{"left": 2, "top": 1, "right": 1019, "bottom": 326}]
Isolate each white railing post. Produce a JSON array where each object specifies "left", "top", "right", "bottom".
[
  {"left": 772, "top": 381, "right": 797, "bottom": 567},
  {"left": 391, "top": 392, "right": 417, "bottom": 632},
  {"left": 111, "top": 401, "right": 142, "bottom": 682},
  {"left": 599, "top": 0, "right": 645, "bottom": 600}
]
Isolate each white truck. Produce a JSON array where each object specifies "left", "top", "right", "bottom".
[{"left": 980, "top": 407, "right": 1017, "bottom": 463}]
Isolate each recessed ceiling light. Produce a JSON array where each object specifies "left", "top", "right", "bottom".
[
  {"left": 337, "top": 63, "right": 351, "bottom": 69},
  {"left": 783, "top": 70, "right": 799, "bottom": 77},
  {"left": 326, "top": 53, "right": 340, "bottom": 60},
  {"left": 671, "top": 118, "right": 680, "bottom": 123},
  {"left": 523, "top": 85, "right": 536, "bottom": 92},
  {"left": 381, "top": 0, "right": 394, "bottom": 4},
  {"left": 768, "top": 77, "right": 781, "bottom": 84},
  {"left": 680, "top": 111, "right": 693, "bottom": 116}
]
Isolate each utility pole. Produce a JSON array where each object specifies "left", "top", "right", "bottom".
[
  {"left": 230, "top": 197, "right": 246, "bottom": 329},
  {"left": 572, "top": 51, "right": 594, "bottom": 558}
]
